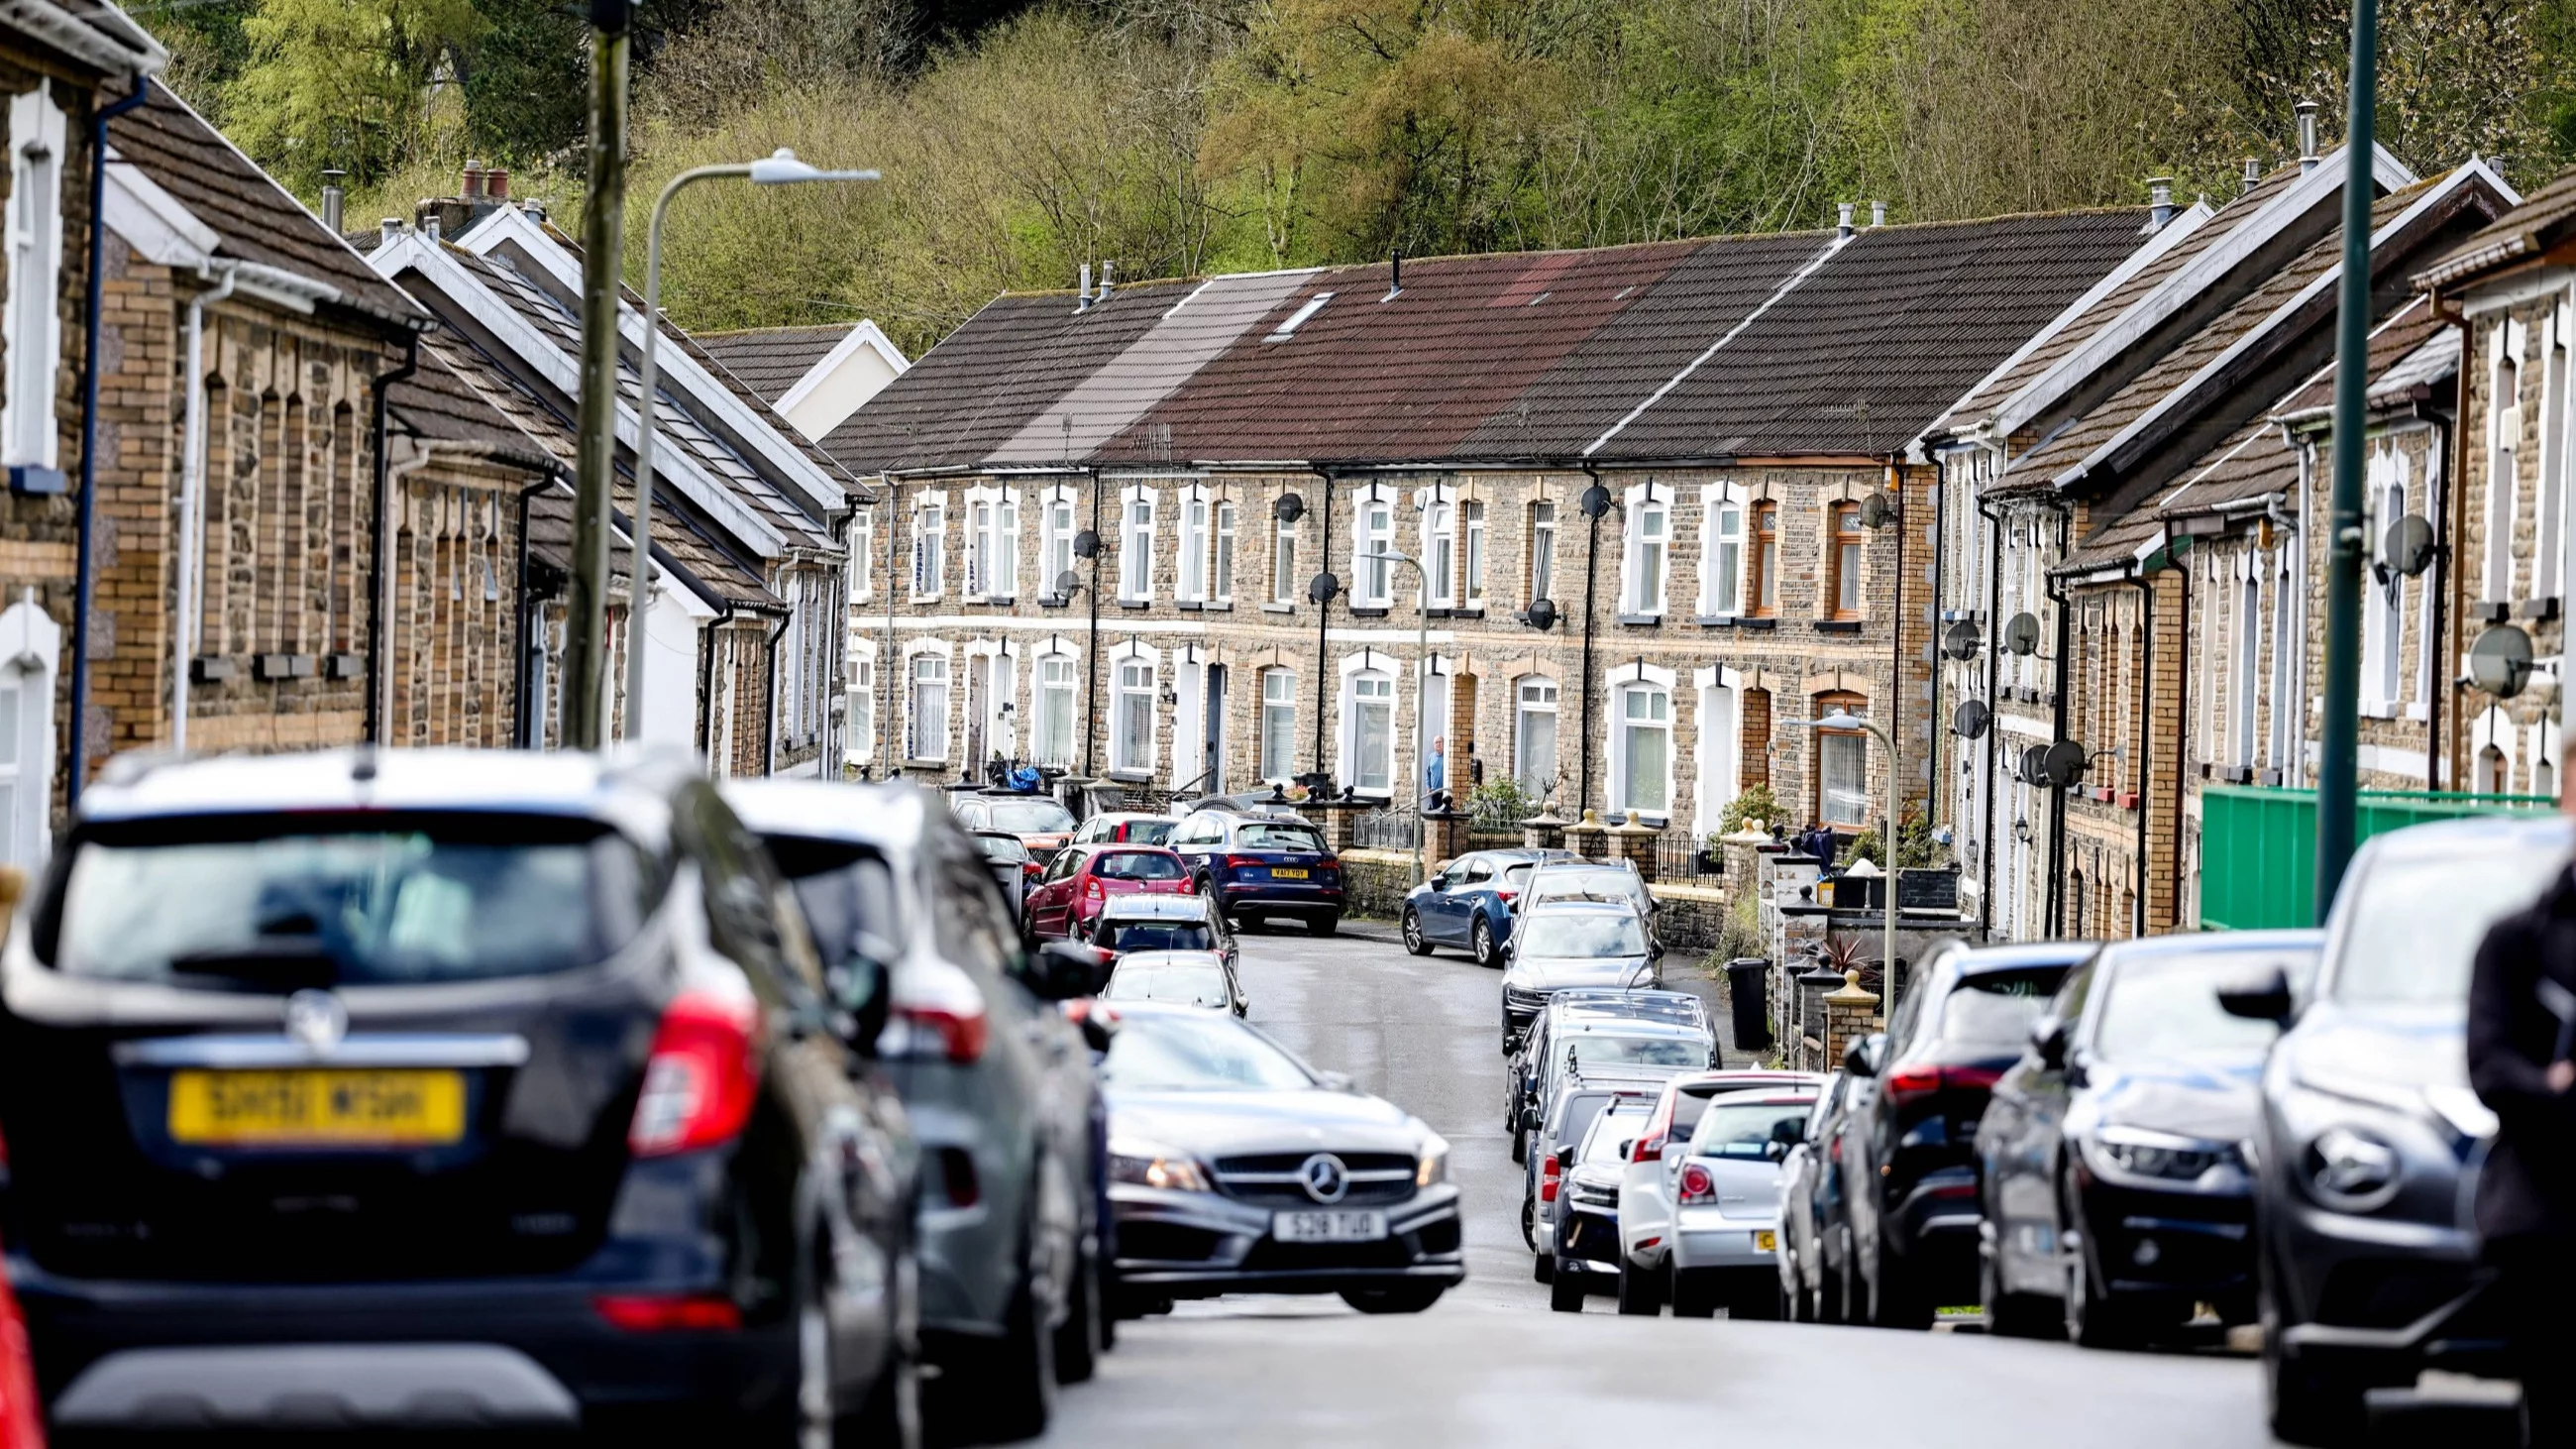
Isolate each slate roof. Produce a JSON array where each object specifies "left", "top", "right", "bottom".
[
  {"left": 697, "top": 324, "right": 854, "bottom": 402},
  {"left": 2272, "top": 294, "right": 2450, "bottom": 422},
  {"left": 2415, "top": 166, "right": 2576, "bottom": 290},
  {"left": 386, "top": 343, "right": 558, "bottom": 473},
  {"left": 109, "top": 87, "right": 422, "bottom": 329}
]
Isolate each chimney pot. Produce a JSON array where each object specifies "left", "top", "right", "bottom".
[
  {"left": 2297, "top": 100, "right": 2320, "bottom": 170},
  {"left": 1870, "top": 200, "right": 1885, "bottom": 227},
  {"left": 1836, "top": 201, "right": 1855, "bottom": 239},
  {"left": 1076, "top": 263, "right": 1092, "bottom": 312},
  {"left": 1099, "top": 260, "right": 1115, "bottom": 300},
  {"left": 2244, "top": 157, "right": 2262, "bottom": 193},
  {"left": 320, "top": 167, "right": 347, "bottom": 234},
  {"left": 2146, "top": 176, "right": 2176, "bottom": 230},
  {"left": 424, "top": 214, "right": 441, "bottom": 242},
  {"left": 379, "top": 218, "right": 402, "bottom": 245},
  {"left": 461, "top": 163, "right": 484, "bottom": 200},
  {"left": 485, "top": 167, "right": 508, "bottom": 201}
]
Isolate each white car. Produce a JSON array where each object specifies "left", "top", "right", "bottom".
[
  {"left": 1664, "top": 1087, "right": 1817, "bottom": 1318},
  {"left": 1614, "top": 1069, "right": 1824, "bottom": 1314}
]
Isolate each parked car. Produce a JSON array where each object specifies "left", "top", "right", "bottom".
[
  {"left": 976, "top": 829, "right": 1041, "bottom": 918},
  {"left": 1520, "top": 859, "right": 1657, "bottom": 924},
  {"left": 1094, "top": 895, "right": 1240, "bottom": 980},
  {"left": 949, "top": 791, "right": 1079, "bottom": 863},
  {"left": 2, "top": 750, "right": 921, "bottom": 1445},
  {"left": 1666, "top": 1087, "right": 1818, "bottom": 1318},
  {"left": 1837, "top": 940, "right": 2091, "bottom": 1329},
  {"left": 1498, "top": 900, "right": 1662, "bottom": 1053},
  {"left": 1023, "top": 844, "right": 1194, "bottom": 943},
  {"left": 0, "top": 1231, "right": 41, "bottom": 1449},
  {"left": 730, "top": 779, "right": 1108, "bottom": 1440},
  {"left": 1103, "top": 950, "right": 1244, "bottom": 1017},
  {"left": 2222, "top": 816, "right": 2568, "bottom": 1445},
  {"left": 1549, "top": 1099, "right": 1660, "bottom": 1311},
  {"left": 1978, "top": 930, "right": 2322, "bottom": 1346},
  {"left": 1524, "top": 1076, "right": 1664, "bottom": 1273},
  {"left": 1776, "top": 1071, "right": 1855, "bottom": 1322},
  {"left": 1070, "top": 812, "right": 1180, "bottom": 847},
  {"left": 1614, "top": 1069, "right": 1824, "bottom": 1313},
  {"left": 1099, "top": 1002, "right": 1462, "bottom": 1313},
  {"left": 1163, "top": 810, "right": 1344, "bottom": 934},
  {"left": 1506, "top": 989, "right": 1715, "bottom": 1163},
  {"left": 1400, "top": 848, "right": 1579, "bottom": 966}
]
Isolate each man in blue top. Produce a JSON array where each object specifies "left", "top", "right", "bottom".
[{"left": 1425, "top": 735, "right": 1447, "bottom": 807}]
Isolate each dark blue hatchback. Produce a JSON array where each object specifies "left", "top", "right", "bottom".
[
  {"left": 1401, "top": 848, "right": 1580, "bottom": 967},
  {"left": 1164, "top": 810, "right": 1344, "bottom": 935}
]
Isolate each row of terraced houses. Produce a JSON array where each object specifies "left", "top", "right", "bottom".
[{"left": 811, "top": 130, "right": 2576, "bottom": 939}]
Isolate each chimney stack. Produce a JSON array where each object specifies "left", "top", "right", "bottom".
[
  {"left": 2243, "top": 157, "right": 2262, "bottom": 193},
  {"left": 1870, "top": 200, "right": 1885, "bottom": 227},
  {"left": 1099, "top": 260, "right": 1115, "bottom": 301},
  {"left": 485, "top": 167, "right": 508, "bottom": 202},
  {"left": 1076, "top": 263, "right": 1092, "bottom": 312},
  {"left": 462, "top": 161, "right": 485, "bottom": 200},
  {"left": 2297, "top": 101, "right": 2319, "bottom": 171},
  {"left": 379, "top": 218, "right": 403, "bottom": 246},
  {"left": 1836, "top": 201, "right": 1855, "bottom": 239},
  {"left": 320, "top": 168, "right": 347, "bottom": 234},
  {"left": 1388, "top": 248, "right": 1403, "bottom": 297},
  {"left": 2147, "top": 177, "right": 2176, "bottom": 230}
]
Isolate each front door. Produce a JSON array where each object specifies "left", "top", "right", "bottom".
[
  {"left": 964, "top": 654, "right": 991, "bottom": 773},
  {"left": 1204, "top": 665, "right": 1228, "bottom": 795}
]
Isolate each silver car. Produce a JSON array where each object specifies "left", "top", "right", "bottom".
[
  {"left": 1103, "top": 949, "right": 1245, "bottom": 1016},
  {"left": 1498, "top": 900, "right": 1663, "bottom": 1053},
  {"left": 1665, "top": 1087, "right": 1817, "bottom": 1318}
]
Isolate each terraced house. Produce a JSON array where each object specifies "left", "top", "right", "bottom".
[{"left": 824, "top": 206, "right": 2161, "bottom": 857}]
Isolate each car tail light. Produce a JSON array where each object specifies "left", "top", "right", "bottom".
[
  {"left": 1085, "top": 877, "right": 1105, "bottom": 900},
  {"left": 1540, "top": 1153, "right": 1561, "bottom": 1203},
  {"left": 594, "top": 1292, "right": 743, "bottom": 1333},
  {"left": 1179, "top": 876, "right": 1197, "bottom": 893},
  {"left": 1021, "top": 860, "right": 1043, "bottom": 879},
  {"left": 629, "top": 983, "right": 762, "bottom": 1158},
  {"left": 1883, "top": 1063, "right": 2004, "bottom": 1106},
  {"left": 1223, "top": 854, "right": 1263, "bottom": 871},
  {"left": 0, "top": 1240, "right": 35, "bottom": 1449},
  {"left": 937, "top": 1146, "right": 981, "bottom": 1207},
  {"left": 1677, "top": 1163, "right": 1716, "bottom": 1205},
  {"left": 895, "top": 1002, "right": 990, "bottom": 1064},
  {"left": 1632, "top": 1089, "right": 1679, "bottom": 1163},
  {"left": 1496, "top": 890, "right": 1517, "bottom": 905}
]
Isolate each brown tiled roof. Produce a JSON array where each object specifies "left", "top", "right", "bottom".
[
  {"left": 2271, "top": 294, "right": 2449, "bottom": 422},
  {"left": 2415, "top": 166, "right": 2576, "bottom": 290},
  {"left": 2155, "top": 415, "right": 2301, "bottom": 522},
  {"left": 1596, "top": 210, "right": 2149, "bottom": 458},
  {"left": 696, "top": 324, "right": 853, "bottom": 402},
  {"left": 110, "top": 87, "right": 423, "bottom": 330}
]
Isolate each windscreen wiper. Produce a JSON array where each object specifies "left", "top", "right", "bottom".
[{"left": 169, "top": 937, "right": 339, "bottom": 990}]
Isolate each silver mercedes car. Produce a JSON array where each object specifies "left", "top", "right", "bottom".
[{"left": 1100, "top": 1003, "right": 1463, "bottom": 1314}]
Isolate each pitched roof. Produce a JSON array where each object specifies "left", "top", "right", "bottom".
[
  {"left": 2272, "top": 294, "right": 2451, "bottom": 423},
  {"left": 386, "top": 342, "right": 558, "bottom": 473},
  {"left": 109, "top": 86, "right": 421, "bottom": 329},
  {"left": 696, "top": 324, "right": 859, "bottom": 402},
  {"left": 2415, "top": 166, "right": 2576, "bottom": 290},
  {"left": 19, "top": 0, "right": 164, "bottom": 77}
]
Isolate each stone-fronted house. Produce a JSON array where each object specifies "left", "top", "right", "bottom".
[
  {"left": 826, "top": 209, "right": 2155, "bottom": 854},
  {"left": 0, "top": 0, "right": 161, "bottom": 864},
  {"left": 363, "top": 183, "right": 863, "bottom": 776}
]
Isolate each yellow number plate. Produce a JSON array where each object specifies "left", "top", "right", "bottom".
[
  {"left": 167, "top": 1069, "right": 467, "bottom": 1147},
  {"left": 1270, "top": 867, "right": 1310, "bottom": 879},
  {"left": 1755, "top": 1230, "right": 1777, "bottom": 1253}
]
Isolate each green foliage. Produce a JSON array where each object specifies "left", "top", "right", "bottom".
[
  {"left": 1719, "top": 783, "right": 1782, "bottom": 836},
  {"left": 1466, "top": 774, "right": 1538, "bottom": 827},
  {"left": 1715, "top": 890, "right": 1765, "bottom": 962},
  {"left": 1840, "top": 828, "right": 1882, "bottom": 867},
  {"left": 1894, "top": 809, "right": 1945, "bottom": 869}
]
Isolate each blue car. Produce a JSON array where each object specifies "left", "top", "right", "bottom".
[
  {"left": 1402, "top": 848, "right": 1580, "bottom": 967},
  {"left": 1165, "top": 808, "right": 1346, "bottom": 934}
]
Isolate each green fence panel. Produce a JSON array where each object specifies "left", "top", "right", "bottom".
[{"left": 2200, "top": 786, "right": 2553, "bottom": 931}]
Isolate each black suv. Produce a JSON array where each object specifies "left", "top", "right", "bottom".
[
  {"left": 2, "top": 749, "right": 921, "bottom": 1443},
  {"left": 1838, "top": 939, "right": 2089, "bottom": 1328}
]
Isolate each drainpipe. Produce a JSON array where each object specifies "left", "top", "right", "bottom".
[
  {"left": 1887, "top": 460, "right": 1906, "bottom": 832},
  {"left": 365, "top": 336, "right": 421, "bottom": 744},
  {"left": 2044, "top": 509, "right": 2072, "bottom": 936},
  {"left": 1976, "top": 491, "right": 2007, "bottom": 936},
  {"left": 2415, "top": 393, "right": 2452, "bottom": 789},
  {"left": 1926, "top": 457, "right": 1948, "bottom": 828},
  {"left": 1577, "top": 463, "right": 1605, "bottom": 811},
  {"left": 67, "top": 76, "right": 153, "bottom": 809},
  {"left": 510, "top": 469, "right": 568, "bottom": 747},
  {"left": 1309, "top": 468, "right": 1336, "bottom": 783},
  {"left": 1084, "top": 466, "right": 1103, "bottom": 778},
  {"left": 762, "top": 609, "right": 790, "bottom": 776},
  {"left": 2121, "top": 565, "right": 2155, "bottom": 937},
  {"left": 879, "top": 474, "right": 897, "bottom": 779},
  {"left": 2168, "top": 521, "right": 2193, "bottom": 926},
  {"left": 170, "top": 263, "right": 241, "bottom": 752}
]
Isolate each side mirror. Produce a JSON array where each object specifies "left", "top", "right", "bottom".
[
  {"left": 1429, "top": 877, "right": 1448, "bottom": 893},
  {"left": 1027, "top": 940, "right": 1108, "bottom": 1002},
  {"left": 2032, "top": 1019, "right": 2069, "bottom": 1070},
  {"left": 2217, "top": 966, "right": 2296, "bottom": 1025},
  {"left": 827, "top": 938, "right": 898, "bottom": 1057},
  {"left": 1844, "top": 1033, "right": 1884, "bottom": 1077},
  {"left": 1521, "top": 1105, "right": 1542, "bottom": 1130},
  {"left": 1650, "top": 940, "right": 1667, "bottom": 960},
  {"left": 1765, "top": 1140, "right": 1789, "bottom": 1164}
]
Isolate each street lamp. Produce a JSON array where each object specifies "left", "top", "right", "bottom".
[
  {"left": 1783, "top": 709, "right": 1899, "bottom": 1028},
  {"left": 1360, "top": 548, "right": 1434, "bottom": 887},
  {"left": 623, "top": 149, "right": 879, "bottom": 739}
]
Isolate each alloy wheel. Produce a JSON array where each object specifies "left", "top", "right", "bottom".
[
  {"left": 1471, "top": 916, "right": 1497, "bottom": 967},
  {"left": 1401, "top": 907, "right": 1431, "bottom": 954}
]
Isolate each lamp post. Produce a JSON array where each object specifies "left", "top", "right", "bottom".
[
  {"left": 624, "top": 149, "right": 879, "bottom": 740},
  {"left": 1784, "top": 709, "right": 1899, "bottom": 1025},
  {"left": 1361, "top": 547, "right": 1433, "bottom": 886}
]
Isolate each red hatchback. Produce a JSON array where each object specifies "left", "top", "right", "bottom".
[{"left": 1024, "top": 845, "right": 1195, "bottom": 942}]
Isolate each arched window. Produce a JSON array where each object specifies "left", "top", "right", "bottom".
[
  {"left": 1112, "top": 655, "right": 1155, "bottom": 773},
  {"left": 1346, "top": 671, "right": 1394, "bottom": 792},
  {"left": 1612, "top": 681, "right": 1671, "bottom": 819},
  {"left": 1515, "top": 677, "right": 1558, "bottom": 795},
  {"left": 1035, "top": 652, "right": 1079, "bottom": 768},
  {"left": 2478, "top": 742, "right": 2508, "bottom": 794}
]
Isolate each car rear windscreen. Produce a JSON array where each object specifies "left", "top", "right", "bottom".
[
  {"left": 1105, "top": 962, "right": 1229, "bottom": 1007},
  {"left": 49, "top": 814, "right": 654, "bottom": 986},
  {"left": 989, "top": 799, "right": 1075, "bottom": 834},
  {"left": 1519, "top": 912, "right": 1646, "bottom": 958},
  {"left": 1122, "top": 820, "right": 1176, "bottom": 844},
  {"left": 1105, "top": 921, "right": 1216, "bottom": 952},
  {"left": 977, "top": 835, "right": 1031, "bottom": 862},
  {"left": 1235, "top": 821, "right": 1325, "bottom": 852},
  {"left": 1938, "top": 966, "right": 2070, "bottom": 1047},
  {"left": 1560, "top": 1036, "right": 1702, "bottom": 1069},
  {"left": 1097, "top": 850, "right": 1184, "bottom": 881},
  {"left": 2093, "top": 951, "right": 2304, "bottom": 1063},
  {"left": 768, "top": 836, "right": 905, "bottom": 966},
  {"left": 1690, "top": 1099, "right": 1813, "bottom": 1159}
]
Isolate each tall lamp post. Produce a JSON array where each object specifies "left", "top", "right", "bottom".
[
  {"left": 1360, "top": 547, "right": 1433, "bottom": 886},
  {"left": 2316, "top": 0, "right": 2382, "bottom": 914},
  {"left": 1785, "top": 709, "right": 1899, "bottom": 1025},
  {"left": 624, "top": 150, "right": 879, "bottom": 740}
]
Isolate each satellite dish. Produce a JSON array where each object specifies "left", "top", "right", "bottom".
[
  {"left": 1578, "top": 485, "right": 1612, "bottom": 518},
  {"left": 1073, "top": 529, "right": 1102, "bottom": 560},
  {"left": 1309, "top": 570, "right": 1342, "bottom": 605},
  {"left": 2469, "top": 623, "right": 2535, "bottom": 700},
  {"left": 2384, "top": 514, "right": 2434, "bottom": 578},
  {"left": 1941, "top": 620, "right": 1982, "bottom": 661},
  {"left": 2043, "top": 740, "right": 2089, "bottom": 789},
  {"left": 1052, "top": 569, "right": 1079, "bottom": 598},
  {"left": 1860, "top": 491, "right": 1896, "bottom": 530},
  {"left": 1526, "top": 598, "right": 1559, "bottom": 631},
  {"left": 1952, "top": 700, "right": 1990, "bottom": 739},
  {"left": 2003, "top": 613, "right": 2042, "bottom": 656},
  {"left": 1274, "top": 492, "right": 1306, "bottom": 523},
  {"left": 2017, "top": 743, "right": 2051, "bottom": 786}
]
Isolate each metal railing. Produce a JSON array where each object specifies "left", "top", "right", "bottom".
[
  {"left": 1652, "top": 832, "right": 1728, "bottom": 883},
  {"left": 1352, "top": 807, "right": 1423, "bottom": 851}
]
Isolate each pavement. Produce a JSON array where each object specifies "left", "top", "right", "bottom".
[{"left": 1044, "top": 919, "right": 2522, "bottom": 1448}]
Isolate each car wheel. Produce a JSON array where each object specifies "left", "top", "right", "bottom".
[
  {"left": 1310, "top": 912, "right": 1340, "bottom": 937},
  {"left": 1670, "top": 1270, "right": 1717, "bottom": 1318},
  {"left": 1400, "top": 907, "right": 1433, "bottom": 955},
  {"left": 1340, "top": 1284, "right": 1445, "bottom": 1314},
  {"left": 1615, "top": 1258, "right": 1665, "bottom": 1316},
  {"left": 1520, "top": 1195, "right": 1539, "bottom": 1252},
  {"left": 1510, "top": 1117, "right": 1527, "bottom": 1166},
  {"left": 851, "top": 1252, "right": 922, "bottom": 1449},
  {"left": 1870, "top": 1241, "right": 1933, "bottom": 1331},
  {"left": 1534, "top": 1251, "right": 1554, "bottom": 1283},
  {"left": 962, "top": 1260, "right": 1055, "bottom": 1442},
  {"left": 1053, "top": 1235, "right": 1104, "bottom": 1385},
  {"left": 1982, "top": 1242, "right": 2060, "bottom": 1341},
  {"left": 1470, "top": 916, "right": 1499, "bottom": 968},
  {"left": 1549, "top": 1265, "right": 1586, "bottom": 1312},
  {"left": 2264, "top": 1267, "right": 2366, "bottom": 1446},
  {"left": 2063, "top": 1234, "right": 2137, "bottom": 1349}
]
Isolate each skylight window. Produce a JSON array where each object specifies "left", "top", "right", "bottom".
[{"left": 1265, "top": 292, "right": 1336, "bottom": 342}]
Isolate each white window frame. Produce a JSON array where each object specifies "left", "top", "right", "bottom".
[
  {"left": 910, "top": 493, "right": 948, "bottom": 601},
  {"left": 2541, "top": 307, "right": 2571, "bottom": 602},
  {"left": 1514, "top": 675, "right": 1559, "bottom": 796},
  {"left": 1621, "top": 483, "right": 1668, "bottom": 616},
  {"left": 1352, "top": 487, "right": 1396, "bottom": 608},
  {"left": 1179, "top": 488, "right": 1210, "bottom": 602},
  {"left": 1039, "top": 486, "right": 1077, "bottom": 601},
  {"left": 1605, "top": 662, "right": 1675, "bottom": 821},
  {"left": 2487, "top": 324, "right": 2525, "bottom": 602},
  {"left": 905, "top": 641, "right": 952, "bottom": 761},
  {"left": 1815, "top": 697, "right": 1872, "bottom": 829},
  {"left": 1119, "top": 486, "right": 1158, "bottom": 604},
  {"left": 1698, "top": 484, "right": 1747, "bottom": 617},
  {"left": 2234, "top": 563, "right": 2260, "bottom": 769},
  {"left": 845, "top": 641, "right": 876, "bottom": 765},
  {"left": 1259, "top": 666, "right": 1299, "bottom": 783},
  {"left": 959, "top": 642, "right": 1016, "bottom": 767},
  {"left": 1272, "top": 508, "right": 1298, "bottom": 605},
  {"left": 848, "top": 505, "right": 874, "bottom": 604},
  {"left": 1033, "top": 646, "right": 1080, "bottom": 769},
  {"left": 2362, "top": 443, "right": 2407, "bottom": 718},
  {"left": 1528, "top": 501, "right": 1556, "bottom": 606},
  {"left": 1339, "top": 652, "right": 1397, "bottom": 796},
  {"left": 1214, "top": 500, "right": 1236, "bottom": 603},
  {"left": 0, "top": 598, "right": 59, "bottom": 869},
  {"left": 1109, "top": 643, "right": 1159, "bottom": 775},
  {"left": 962, "top": 485, "right": 1020, "bottom": 603},
  {"left": 2, "top": 87, "right": 66, "bottom": 478}
]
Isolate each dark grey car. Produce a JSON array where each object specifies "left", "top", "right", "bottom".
[
  {"left": 729, "top": 780, "right": 1107, "bottom": 1443},
  {"left": 2223, "top": 815, "right": 2569, "bottom": 1445}
]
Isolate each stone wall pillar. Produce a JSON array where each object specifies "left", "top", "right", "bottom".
[
  {"left": 1610, "top": 819, "right": 1658, "bottom": 881},
  {"left": 1307, "top": 801, "right": 1360, "bottom": 856},
  {"left": 1823, "top": 970, "right": 1882, "bottom": 1068},
  {"left": 1524, "top": 810, "right": 1566, "bottom": 851},
  {"left": 1566, "top": 809, "right": 1608, "bottom": 860},
  {"left": 1427, "top": 808, "right": 1472, "bottom": 865}
]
